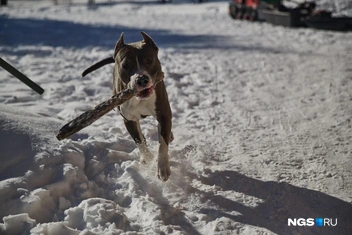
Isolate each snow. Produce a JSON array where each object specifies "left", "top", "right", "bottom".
[{"left": 1, "top": 0, "right": 352, "bottom": 234}]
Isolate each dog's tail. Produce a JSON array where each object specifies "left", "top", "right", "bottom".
[{"left": 82, "top": 57, "right": 115, "bottom": 77}]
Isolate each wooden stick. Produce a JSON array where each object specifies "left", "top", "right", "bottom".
[
  {"left": 56, "top": 89, "right": 135, "bottom": 141},
  {"left": 0, "top": 57, "right": 44, "bottom": 95}
]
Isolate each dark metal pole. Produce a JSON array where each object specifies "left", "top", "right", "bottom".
[{"left": 0, "top": 57, "right": 44, "bottom": 95}]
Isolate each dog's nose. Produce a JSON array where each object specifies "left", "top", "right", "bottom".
[{"left": 136, "top": 75, "right": 149, "bottom": 87}]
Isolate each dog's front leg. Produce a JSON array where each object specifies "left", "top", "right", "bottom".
[
  {"left": 157, "top": 115, "right": 172, "bottom": 181},
  {"left": 124, "top": 119, "right": 153, "bottom": 163}
]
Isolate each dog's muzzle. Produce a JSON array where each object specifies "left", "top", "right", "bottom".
[{"left": 135, "top": 75, "right": 154, "bottom": 100}]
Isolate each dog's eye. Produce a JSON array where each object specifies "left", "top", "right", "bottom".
[
  {"left": 122, "top": 62, "right": 131, "bottom": 69},
  {"left": 146, "top": 59, "right": 152, "bottom": 65}
]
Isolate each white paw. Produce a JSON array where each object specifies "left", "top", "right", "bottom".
[
  {"left": 140, "top": 150, "right": 154, "bottom": 164},
  {"left": 157, "top": 154, "right": 170, "bottom": 181},
  {"left": 137, "top": 143, "right": 154, "bottom": 164}
]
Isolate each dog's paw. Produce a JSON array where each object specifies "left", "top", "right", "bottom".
[
  {"left": 169, "top": 131, "right": 174, "bottom": 143},
  {"left": 138, "top": 144, "right": 154, "bottom": 164},
  {"left": 140, "top": 151, "right": 154, "bottom": 164},
  {"left": 157, "top": 155, "right": 170, "bottom": 182}
]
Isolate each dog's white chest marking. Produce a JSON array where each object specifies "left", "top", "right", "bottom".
[{"left": 119, "top": 92, "right": 157, "bottom": 121}]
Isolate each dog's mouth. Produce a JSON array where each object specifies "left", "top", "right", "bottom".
[{"left": 136, "top": 85, "right": 154, "bottom": 100}]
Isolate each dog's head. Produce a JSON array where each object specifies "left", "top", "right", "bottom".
[{"left": 114, "top": 32, "right": 164, "bottom": 100}]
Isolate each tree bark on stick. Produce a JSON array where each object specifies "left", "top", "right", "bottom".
[{"left": 56, "top": 89, "right": 135, "bottom": 141}]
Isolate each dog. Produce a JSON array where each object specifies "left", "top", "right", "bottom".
[{"left": 82, "top": 32, "right": 173, "bottom": 181}]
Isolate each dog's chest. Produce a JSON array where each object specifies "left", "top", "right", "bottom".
[{"left": 119, "top": 92, "right": 157, "bottom": 121}]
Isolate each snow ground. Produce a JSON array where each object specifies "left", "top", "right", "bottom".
[{"left": 0, "top": 0, "right": 352, "bottom": 234}]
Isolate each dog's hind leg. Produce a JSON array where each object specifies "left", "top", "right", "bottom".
[{"left": 124, "top": 119, "right": 154, "bottom": 163}]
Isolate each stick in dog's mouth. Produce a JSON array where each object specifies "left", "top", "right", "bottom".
[
  {"left": 56, "top": 88, "right": 135, "bottom": 141},
  {"left": 136, "top": 85, "right": 154, "bottom": 100},
  {"left": 136, "top": 80, "right": 162, "bottom": 100}
]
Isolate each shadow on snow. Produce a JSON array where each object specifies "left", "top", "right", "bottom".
[
  {"left": 181, "top": 170, "right": 352, "bottom": 235},
  {"left": 0, "top": 16, "right": 287, "bottom": 53}
]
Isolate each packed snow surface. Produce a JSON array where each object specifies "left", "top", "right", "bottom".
[{"left": 0, "top": 0, "right": 352, "bottom": 234}]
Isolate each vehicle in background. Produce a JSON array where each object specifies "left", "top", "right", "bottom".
[{"left": 228, "top": 0, "right": 352, "bottom": 31}]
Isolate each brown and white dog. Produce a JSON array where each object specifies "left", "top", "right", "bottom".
[{"left": 82, "top": 32, "right": 173, "bottom": 181}]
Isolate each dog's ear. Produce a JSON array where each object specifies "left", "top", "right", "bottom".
[
  {"left": 141, "top": 32, "right": 158, "bottom": 51},
  {"left": 114, "top": 33, "right": 125, "bottom": 59}
]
